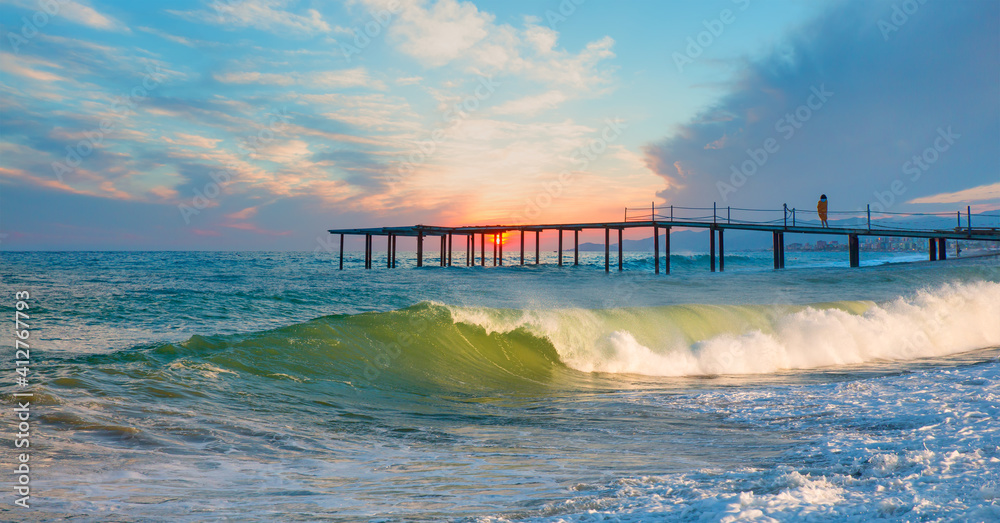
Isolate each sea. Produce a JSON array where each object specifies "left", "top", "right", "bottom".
[{"left": 2, "top": 248, "right": 999, "bottom": 522}]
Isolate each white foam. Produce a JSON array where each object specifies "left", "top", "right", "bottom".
[
  {"left": 451, "top": 281, "right": 1000, "bottom": 376},
  {"left": 480, "top": 359, "right": 1000, "bottom": 522}
]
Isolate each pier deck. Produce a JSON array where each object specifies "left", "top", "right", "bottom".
[{"left": 329, "top": 204, "right": 1000, "bottom": 272}]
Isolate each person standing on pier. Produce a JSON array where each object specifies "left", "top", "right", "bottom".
[{"left": 817, "top": 194, "right": 829, "bottom": 228}]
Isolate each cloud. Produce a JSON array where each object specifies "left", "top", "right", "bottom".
[
  {"left": 163, "top": 133, "right": 222, "bottom": 149},
  {"left": 908, "top": 182, "right": 1000, "bottom": 205},
  {"left": 137, "top": 26, "right": 199, "bottom": 47},
  {"left": 214, "top": 71, "right": 295, "bottom": 86},
  {"left": 642, "top": 0, "right": 1000, "bottom": 211},
  {"left": 6, "top": 0, "right": 130, "bottom": 32},
  {"left": 148, "top": 185, "right": 179, "bottom": 200},
  {"left": 221, "top": 222, "right": 292, "bottom": 236},
  {"left": 378, "top": 0, "right": 491, "bottom": 67},
  {"left": 225, "top": 206, "right": 259, "bottom": 220},
  {"left": 358, "top": 0, "right": 615, "bottom": 92},
  {"left": 0, "top": 52, "right": 69, "bottom": 83},
  {"left": 168, "top": 0, "right": 334, "bottom": 36},
  {"left": 395, "top": 76, "right": 423, "bottom": 86},
  {"left": 213, "top": 67, "right": 380, "bottom": 89},
  {"left": 492, "top": 90, "right": 567, "bottom": 116}
]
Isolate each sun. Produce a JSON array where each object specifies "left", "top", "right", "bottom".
[{"left": 493, "top": 233, "right": 508, "bottom": 245}]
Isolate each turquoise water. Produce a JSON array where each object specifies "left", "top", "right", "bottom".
[{"left": 1, "top": 251, "right": 999, "bottom": 521}]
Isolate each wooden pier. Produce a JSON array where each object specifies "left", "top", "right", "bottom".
[{"left": 329, "top": 204, "right": 1000, "bottom": 272}]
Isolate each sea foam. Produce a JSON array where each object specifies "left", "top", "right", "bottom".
[{"left": 450, "top": 280, "right": 1000, "bottom": 376}]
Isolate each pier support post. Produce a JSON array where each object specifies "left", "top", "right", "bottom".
[
  {"left": 467, "top": 235, "right": 472, "bottom": 266},
  {"left": 575, "top": 230, "right": 580, "bottom": 266},
  {"left": 664, "top": 227, "right": 671, "bottom": 274},
  {"left": 773, "top": 232, "right": 780, "bottom": 269},
  {"left": 779, "top": 233, "right": 785, "bottom": 269},
  {"left": 618, "top": 228, "right": 623, "bottom": 271},
  {"left": 499, "top": 233, "right": 503, "bottom": 266},
  {"left": 440, "top": 235, "right": 446, "bottom": 267},
  {"left": 520, "top": 230, "right": 525, "bottom": 265},
  {"left": 392, "top": 234, "right": 397, "bottom": 268},
  {"left": 365, "top": 233, "right": 371, "bottom": 269},
  {"left": 605, "top": 227, "right": 610, "bottom": 273},
  {"left": 339, "top": 233, "right": 344, "bottom": 270},
  {"left": 387, "top": 234, "right": 392, "bottom": 268},
  {"left": 848, "top": 234, "right": 860, "bottom": 268},
  {"left": 535, "top": 231, "right": 540, "bottom": 264},
  {"left": 654, "top": 225, "right": 660, "bottom": 274},
  {"left": 448, "top": 233, "right": 453, "bottom": 267},
  {"left": 718, "top": 228, "right": 724, "bottom": 272},
  {"left": 481, "top": 233, "right": 486, "bottom": 266},
  {"left": 558, "top": 229, "right": 563, "bottom": 267},
  {"left": 929, "top": 238, "right": 938, "bottom": 261},
  {"left": 710, "top": 227, "right": 716, "bottom": 272},
  {"left": 417, "top": 232, "right": 423, "bottom": 267},
  {"left": 938, "top": 238, "right": 947, "bottom": 260},
  {"left": 493, "top": 234, "right": 497, "bottom": 266}
]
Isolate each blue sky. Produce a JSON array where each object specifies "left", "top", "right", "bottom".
[{"left": 0, "top": 0, "right": 997, "bottom": 250}]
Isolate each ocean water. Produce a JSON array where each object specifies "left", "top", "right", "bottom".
[{"left": 2, "top": 249, "right": 999, "bottom": 522}]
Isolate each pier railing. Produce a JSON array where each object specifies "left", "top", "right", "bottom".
[{"left": 624, "top": 204, "right": 1000, "bottom": 235}]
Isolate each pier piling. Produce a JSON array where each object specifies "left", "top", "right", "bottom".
[
  {"left": 848, "top": 234, "right": 860, "bottom": 268},
  {"left": 535, "top": 231, "right": 540, "bottom": 264},
  {"left": 618, "top": 228, "right": 623, "bottom": 271},
  {"left": 779, "top": 233, "right": 785, "bottom": 269},
  {"left": 654, "top": 225, "right": 660, "bottom": 274},
  {"left": 773, "top": 232, "right": 780, "bottom": 269},
  {"left": 710, "top": 227, "right": 716, "bottom": 272},
  {"left": 938, "top": 238, "right": 947, "bottom": 260},
  {"left": 575, "top": 230, "right": 580, "bottom": 266},
  {"left": 605, "top": 227, "right": 610, "bottom": 273},
  {"left": 520, "top": 230, "right": 525, "bottom": 265},
  {"left": 718, "top": 228, "right": 725, "bottom": 272},
  {"left": 558, "top": 229, "right": 564, "bottom": 267},
  {"left": 364, "top": 233, "right": 370, "bottom": 269},
  {"left": 417, "top": 232, "right": 423, "bottom": 267},
  {"left": 664, "top": 227, "right": 671, "bottom": 274},
  {"left": 929, "top": 237, "right": 937, "bottom": 261}
]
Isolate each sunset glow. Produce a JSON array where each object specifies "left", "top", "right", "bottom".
[{"left": 0, "top": 0, "right": 996, "bottom": 251}]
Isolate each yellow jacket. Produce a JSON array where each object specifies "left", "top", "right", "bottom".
[{"left": 817, "top": 199, "right": 828, "bottom": 219}]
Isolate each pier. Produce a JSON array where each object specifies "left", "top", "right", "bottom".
[{"left": 329, "top": 204, "right": 1000, "bottom": 272}]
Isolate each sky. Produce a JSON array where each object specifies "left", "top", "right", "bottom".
[{"left": 0, "top": 0, "right": 997, "bottom": 250}]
